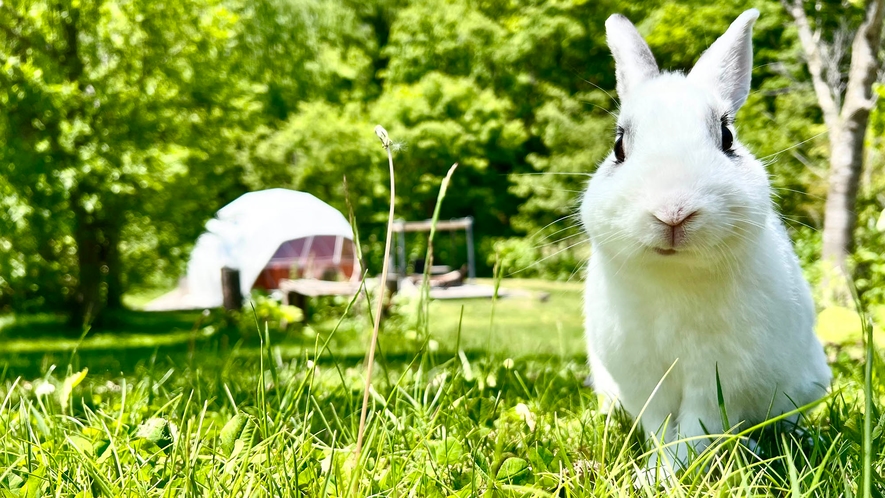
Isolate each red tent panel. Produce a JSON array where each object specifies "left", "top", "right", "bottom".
[{"left": 253, "top": 235, "right": 358, "bottom": 291}]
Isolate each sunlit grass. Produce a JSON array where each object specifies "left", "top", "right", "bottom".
[
  {"left": 0, "top": 287, "right": 883, "bottom": 496},
  {"left": 1, "top": 281, "right": 882, "bottom": 495}
]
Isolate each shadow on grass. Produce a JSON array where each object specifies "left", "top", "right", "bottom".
[
  {"left": 0, "top": 308, "right": 207, "bottom": 339},
  {"left": 0, "top": 324, "right": 584, "bottom": 379},
  {"left": 0, "top": 286, "right": 588, "bottom": 378}
]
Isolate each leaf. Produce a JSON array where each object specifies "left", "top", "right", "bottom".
[
  {"left": 496, "top": 457, "right": 531, "bottom": 484},
  {"left": 67, "top": 435, "right": 94, "bottom": 456},
  {"left": 136, "top": 417, "right": 168, "bottom": 444},
  {"left": 220, "top": 413, "right": 248, "bottom": 455},
  {"left": 21, "top": 466, "right": 46, "bottom": 498},
  {"left": 715, "top": 364, "right": 730, "bottom": 432},
  {"left": 94, "top": 439, "right": 112, "bottom": 464},
  {"left": 135, "top": 417, "right": 177, "bottom": 452},
  {"left": 59, "top": 368, "right": 88, "bottom": 411},
  {"left": 4, "top": 473, "right": 23, "bottom": 491},
  {"left": 429, "top": 437, "right": 464, "bottom": 466},
  {"left": 527, "top": 446, "right": 555, "bottom": 473},
  {"left": 29, "top": 406, "right": 50, "bottom": 436}
]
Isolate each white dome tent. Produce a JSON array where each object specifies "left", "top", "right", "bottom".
[{"left": 146, "top": 189, "right": 360, "bottom": 310}]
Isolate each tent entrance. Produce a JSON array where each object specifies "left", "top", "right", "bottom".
[{"left": 253, "top": 235, "right": 358, "bottom": 291}]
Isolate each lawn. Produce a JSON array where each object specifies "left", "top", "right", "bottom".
[
  {"left": 426, "top": 279, "right": 585, "bottom": 358},
  {"left": 0, "top": 279, "right": 881, "bottom": 496},
  {"left": 307, "top": 278, "right": 586, "bottom": 360}
]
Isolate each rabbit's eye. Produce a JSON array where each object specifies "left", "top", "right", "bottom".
[
  {"left": 614, "top": 128, "right": 626, "bottom": 163},
  {"left": 721, "top": 118, "right": 734, "bottom": 155}
]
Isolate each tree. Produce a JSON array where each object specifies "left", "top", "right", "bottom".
[
  {"left": 0, "top": 0, "right": 256, "bottom": 323},
  {"left": 781, "top": 0, "right": 885, "bottom": 288}
]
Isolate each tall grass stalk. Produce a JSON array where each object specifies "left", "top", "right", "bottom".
[
  {"left": 354, "top": 125, "right": 397, "bottom": 466},
  {"left": 418, "top": 162, "right": 458, "bottom": 334},
  {"left": 486, "top": 251, "right": 504, "bottom": 356},
  {"left": 342, "top": 174, "right": 366, "bottom": 268},
  {"left": 847, "top": 280, "right": 875, "bottom": 498},
  {"left": 862, "top": 311, "right": 874, "bottom": 498}
]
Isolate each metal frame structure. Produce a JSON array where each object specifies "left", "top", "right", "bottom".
[{"left": 391, "top": 216, "right": 476, "bottom": 282}]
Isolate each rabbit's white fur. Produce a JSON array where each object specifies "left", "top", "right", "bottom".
[{"left": 581, "top": 9, "right": 831, "bottom": 472}]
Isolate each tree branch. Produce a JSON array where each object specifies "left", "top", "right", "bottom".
[
  {"left": 841, "top": 0, "right": 885, "bottom": 123},
  {"left": 781, "top": 0, "right": 841, "bottom": 131}
]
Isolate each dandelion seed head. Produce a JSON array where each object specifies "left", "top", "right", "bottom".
[{"left": 374, "top": 125, "right": 390, "bottom": 147}]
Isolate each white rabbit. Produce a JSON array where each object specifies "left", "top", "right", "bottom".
[{"left": 580, "top": 9, "right": 831, "bottom": 477}]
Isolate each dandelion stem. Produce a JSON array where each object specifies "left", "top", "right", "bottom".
[{"left": 354, "top": 125, "right": 396, "bottom": 479}]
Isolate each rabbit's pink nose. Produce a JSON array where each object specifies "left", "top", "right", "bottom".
[
  {"left": 653, "top": 210, "right": 698, "bottom": 228},
  {"left": 652, "top": 209, "right": 698, "bottom": 248}
]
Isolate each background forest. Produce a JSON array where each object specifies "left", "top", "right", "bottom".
[{"left": 1, "top": 0, "right": 884, "bottom": 320}]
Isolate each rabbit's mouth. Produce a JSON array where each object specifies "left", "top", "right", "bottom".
[{"left": 653, "top": 248, "right": 677, "bottom": 256}]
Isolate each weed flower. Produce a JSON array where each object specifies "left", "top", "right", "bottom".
[
  {"left": 515, "top": 403, "right": 536, "bottom": 431},
  {"left": 34, "top": 381, "right": 55, "bottom": 397}
]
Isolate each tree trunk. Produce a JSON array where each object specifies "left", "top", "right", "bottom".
[
  {"left": 69, "top": 204, "right": 123, "bottom": 327},
  {"left": 822, "top": 123, "right": 866, "bottom": 269},
  {"left": 71, "top": 207, "right": 104, "bottom": 328},
  {"left": 822, "top": 0, "right": 885, "bottom": 270},
  {"left": 783, "top": 0, "right": 885, "bottom": 305},
  {"left": 61, "top": 7, "right": 124, "bottom": 319},
  {"left": 221, "top": 267, "right": 243, "bottom": 311},
  {"left": 820, "top": 123, "right": 868, "bottom": 304},
  {"left": 104, "top": 221, "right": 124, "bottom": 310}
]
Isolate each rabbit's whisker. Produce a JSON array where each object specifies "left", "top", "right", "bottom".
[{"left": 510, "top": 237, "right": 589, "bottom": 276}]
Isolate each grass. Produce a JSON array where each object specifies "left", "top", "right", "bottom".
[
  {"left": 0, "top": 280, "right": 882, "bottom": 496},
  {"left": 0, "top": 310, "right": 207, "bottom": 354},
  {"left": 425, "top": 279, "right": 584, "bottom": 358},
  {"left": 307, "top": 278, "right": 585, "bottom": 359}
]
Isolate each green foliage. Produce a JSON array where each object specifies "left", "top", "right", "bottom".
[
  {"left": 192, "top": 293, "right": 306, "bottom": 338},
  {"left": 509, "top": 88, "right": 612, "bottom": 238},
  {"left": 240, "top": 293, "right": 304, "bottom": 334},
  {"left": 383, "top": 0, "right": 503, "bottom": 85},
  {"left": 246, "top": 101, "right": 384, "bottom": 223},
  {"left": 234, "top": 0, "right": 379, "bottom": 116},
  {"left": 854, "top": 86, "right": 885, "bottom": 306},
  {"left": 852, "top": 188, "right": 885, "bottom": 306},
  {"left": 373, "top": 72, "right": 527, "bottom": 231},
  {"left": 492, "top": 237, "right": 589, "bottom": 281},
  {"left": 2, "top": 0, "right": 884, "bottom": 319},
  {"left": 0, "top": 0, "right": 258, "bottom": 317}
]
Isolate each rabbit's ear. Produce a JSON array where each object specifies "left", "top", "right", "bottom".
[
  {"left": 688, "top": 9, "right": 759, "bottom": 114},
  {"left": 606, "top": 14, "right": 659, "bottom": 101}
]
